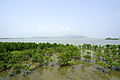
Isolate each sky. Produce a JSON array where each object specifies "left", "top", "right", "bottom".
[{"left": 0, "top": 0, "right": 120, "bottom": 38}]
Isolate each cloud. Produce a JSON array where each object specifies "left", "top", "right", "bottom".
[
  {"left": 22, "top": 26, "right": 73, "bottom": 36},
  {"left": 23, "top": 26, "right": 47, "bottom": 33},
  {"left": 60, "top": 27, "right": 72, "bottom": 31}
]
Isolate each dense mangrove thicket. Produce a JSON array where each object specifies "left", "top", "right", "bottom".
[
  {"left": 0, "top": 42, "right": 37, "bottom": 53},
  {"left": 0, "top": 42, "right": 120, "bottom": 75}
]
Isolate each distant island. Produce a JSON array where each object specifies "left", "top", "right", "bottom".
[
  {"left": 105, "top": 38, "right": 120, "bottom": 40},
  {"left": 0, "top": 35, "right": 86, "bottom": 39},
  {"left": 28, "top": 35, "right": 86, "bottom": 39}
]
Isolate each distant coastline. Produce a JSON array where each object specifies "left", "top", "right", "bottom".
[
  {"left": 0, "top": 38, "right": 24, "bottom": 39},
  {"left": 105, "top": 38, "right": 120, "bottom": 40},
  {"left": 0, "top": 35, "right": 86, "bottom": 39}
]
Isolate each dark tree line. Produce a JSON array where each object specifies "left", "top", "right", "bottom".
[{"left": 0, "top": 42, "right": 38, "bottom": 53}]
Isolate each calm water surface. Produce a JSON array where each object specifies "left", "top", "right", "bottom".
[{"left": 0, "top": 38, "right": 120, "bottom": 45}]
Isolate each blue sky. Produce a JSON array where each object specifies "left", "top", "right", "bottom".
[{"left": 0, "top": 0, "right": 120, "bottom": 38}]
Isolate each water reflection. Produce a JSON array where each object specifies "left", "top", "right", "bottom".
[{"left": 0, "top": 64, "right": 120, "bottom": 80}]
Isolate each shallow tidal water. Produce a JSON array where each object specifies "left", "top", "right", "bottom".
[
  {"left": 0, "top": 38, "right": 120, "bottom": 45},
  {"left": 0, "top": 64, "right": 120, "bottom": 80}
]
